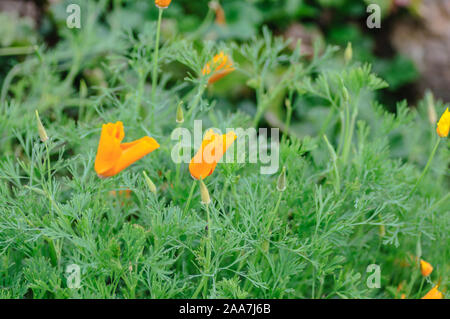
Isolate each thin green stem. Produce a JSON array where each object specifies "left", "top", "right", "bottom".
[
  {"left": 266, "top": 191, "right": 283, "bottom": 234},
  {"left": 151, "top": 8, "right": 164, "bottom": 122},
  {"left": 45, "top": 142, "right": 52, "bottom": 195},
  {"left": 410, "top": 137, "right": 441, "bottom": 196},
  {"left": 175, "top": 132, "right": 183, "bottom": 189},
  {"left": 0, "top": 46, "right": 37, "bottom": 56},
  {"left": 183, "top": 180, "right": 197, "bottom": 214},
  {"left": 186, "top": 83, "right": 207, "bottom": 120},
  {"left": 187, "top": 8, "right": 214, "bottom": 40},
  {"left": 192, "top": 203, "right": 213, "bottom": 298},
  {"left": 281, "top": 94, "right": 293, "bottom": 144},
  {"left": 244, "top": 191, "right": 283, "bottom": 292}
]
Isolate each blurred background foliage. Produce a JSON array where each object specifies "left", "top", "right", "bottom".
[
  {"left": 0, "top": 0, "right": 433, "bottom": 105},
  {"left": 2, "top": 0, "right": 443, "bottom": 149}
]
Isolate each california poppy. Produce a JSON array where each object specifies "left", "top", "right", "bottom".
[
  {"left": 420, "top": 259, "right": 433, "bottom": 277},
  {"left": 202, "top": 52, "right": 235, "bottom": 84},
  {"left": 189, "top": 129, "right": 237, "bottom": 180},
  {"left": 422, "top": 285, "right": 443, "bottom": 299},
  {"left": 155, "top": 0, "right": 171, "bottom": 8},
  {"left": 95, "top": 121, "right": 160, "bottom": 178},
  {"left": 436, "top": 107, "right": 450, "bottom": 137},
  {"left": 209, "top": 1, "right": 226, "bottom": 25}
]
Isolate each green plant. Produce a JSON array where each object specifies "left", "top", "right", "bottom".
[{"left": 0, "top": 1, "right": 448, "bottom": 299}]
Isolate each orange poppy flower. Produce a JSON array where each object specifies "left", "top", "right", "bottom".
[
  {"left": 189, "top": 129, "right": 237, "bottom": 180},
  {"left": 155, "top": 0, "right": 171, "bottom": 8},
  {"left": 209, "top": 1, "right": 226, "bottom": 25},
  {"left": 422, "top": 285, "right": 443, "bottom": 299},
  {"left": 202, "top": 52, "right": 235, "bottom": 84},
  {"left": 94, "top": 121, "right": 160, "bottom": 178},
  {"left": 436, "top": 107, "right": 450, "bottom": 137},
  {"left": 420, "top": 259, "right": 433, "bottom": 277}
]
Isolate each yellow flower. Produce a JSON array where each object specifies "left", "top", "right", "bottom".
[
  {"left": 420, "top": 259, "right": 433, "bottom": 277},
  {"left": 436, "top": 107, "right": 450, "bottom": 137},
  {"left": 422, "top": 285, "right": 443, "bottom": 299},
  {"left": 202, "top": 52, "right": 235, "bottom": 84},
  {"left": 155, "top": 0, "right": 171, "bottom": 9}
]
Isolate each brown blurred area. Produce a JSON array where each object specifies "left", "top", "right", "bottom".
[{"left": 391, "top": 0, "right": 450, "bottom": 102}]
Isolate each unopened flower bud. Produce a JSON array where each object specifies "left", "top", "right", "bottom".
[
  {"left": 342, "top": 86, "right": 350, "bottom": 102},
  {"left": 143, "top": 171, "right": 157, "bottom": 194},
  {"left": 277, "top": 166, "right": 286, "bottom": 192},
  {"left": 199, "top": 179, "right": 211, "bottom": 205},
  {"left": 344, "top": 42, "right": 352, "bottom": 64},
  {"left": 426, "top": 92, "right": 437, "bottom": 124},
  {"left": 176, "top": 101, "right": 184, "bottom": 124},
  {"left": 35, "top": 110, "right": 48, "bottom": 142}
]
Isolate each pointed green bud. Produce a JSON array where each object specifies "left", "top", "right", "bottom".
[
  {"left": 342, "top": 86, "right": 349, "bottom": 103},
  {"left": 142, "top": 171, "right": 157, "bottom": 194},
  {"left": 80, "top": 79, "right": 87, "bottom": 99},
  {"left": 35, "top": 110, "right": 48, "bottom": 142},
  {"left": 199, "top": 178, "right": 211, "bottom": 205},
  {"left": 425, "top": 91, "right": 437, "bottom": 124},
  {"left": 276, "top": 166, "right": 286, "bottom": 192},
  {"left": 344, "top": 42, "right": 352, "bottom": 64},
  {"left": 176, "top": 101, "right": 184, "bottom": 124}
]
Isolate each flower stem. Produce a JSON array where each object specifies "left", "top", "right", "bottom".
[
  {"left": 183, "top": 180, "right": 197, "bottom": 214},
  {"left": 151, "top": 7, "right": 164, "bottom": 122},
  {"left": 192, "top": 204, "right": 213, "bottom": 298},
  {"left": 45, "top": 141, "right": 52, "bottom": 194},
  {"left": 186, "top": 83, "right": 206, "bottom": 121},
  {"left": 410, "top": 137, "right": 441, "bottom": 196},
  {"left": 0, "top": 46, "right": 37, "bottom": 56},
  {"left": 266, "top": 191, "right": 283, "bottom": 233}
]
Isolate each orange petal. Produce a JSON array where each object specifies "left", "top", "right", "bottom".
[
  {"left": 110, "top": 137, "right": 160, "bottom": 176},
  {"left": 189, "top": 130, "right": 236, "bottom": 180},
  {"left": 208, "top": 68, "right": 235, "bottom": 84},
  {"left": 95, "top": 122, "right": 125, "bottom": 176},
  {"left": 155, "top": 0, "right": 171, "bottom": 8},
  {"left": 422, "top": 285, "right": 443, "bottom": 299},
  {"left": 202, "top": 52, "right": 235, "bottom": 84}
]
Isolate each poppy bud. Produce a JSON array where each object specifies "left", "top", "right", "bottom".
[
  {"left": 342, "top": 86, "right": 350, "bottom": 103},
  {"left": 199, "top": 179, "right": 211, "bottom": 205},
  {"left": 143, "top": 171, "right": 157, "bottom": 194},
  {"left": 176, "top": 101, "right": 184, "bottom": 124},
  {"left": 344, "top": 42, "right": 352, "bottom": 64},
  {"left": 277, "top": 166, "right": 286, "bottom": 192},
  {"left": 35, "top": 110, "right": 49, "bottom": 142},
  {"left": 426, "top": 92, "right": 437, "bottom": 124}
]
